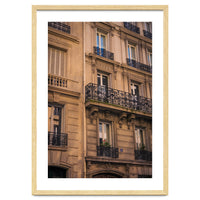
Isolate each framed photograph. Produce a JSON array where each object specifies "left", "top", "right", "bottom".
[{"left": 32, "top": 5, "right": 168, "bottom": 195}]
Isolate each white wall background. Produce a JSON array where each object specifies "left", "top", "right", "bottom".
[{"left": 0, "top": 0, "right": 200, "bottom": 199}]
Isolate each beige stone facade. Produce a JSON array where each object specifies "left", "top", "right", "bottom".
[{"left": 48, "top": 22, "right": 152, "bottom": 178}]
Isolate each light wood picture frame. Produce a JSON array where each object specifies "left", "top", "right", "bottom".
[{"left": 32, "top": 5, "right": 168, "bottom": 195}]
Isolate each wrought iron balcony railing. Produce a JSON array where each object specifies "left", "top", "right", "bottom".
[
  {"left": 143, "top": 30, "right": 152, "bottom": 39},
  {"left": 48, "top": 22, "right": 71, "bottom": 34},
  {"left": 126, "top": 58, "right": 152, "bottom": 73},
  {"left": 134, "top": 150, "right": 152, "bottom": 161},
  {"left": 48, "top": 132, "right": 68, "bottom": 147},
  {"left": 93, "top": 46, "right": 114, "bottom": 60},
  {"left": 85, "top": 83, "right": 152, "bottom": 113},
  {"left": 97, "top": 146, "right": 119, "bottom": 158},
  {"left": 124, "top": 22, "right": 140, "bottom": 34},
  {"left": 48, "top": 74, "right": 68, "bottom": 88}
]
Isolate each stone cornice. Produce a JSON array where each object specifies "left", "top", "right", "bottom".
[
  {"left": 48, "top": 27, "right": 80, "bottom": 44},
  {"left": 85, "top": 100, "right": 152, "bottom": 118},
  {"left": 48, "top": 86, "right": 80, "bottom": 98},
  {"left": 86, "top": 157, "right": 152, "bottom": 166}
]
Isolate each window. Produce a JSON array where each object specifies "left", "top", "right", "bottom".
[
  {"left": 130, "top": 81, "right": 139, "bottom": 97},
  {"left": 99, "top": 121, "right": 111, "bottom": 146},
  {"left": 97, "top": 73, "right": 108, "bottom": 101},
  {"left": 48, "top": 104, "right": 62, "bottom": 132},
  {"left": 94, "top": 30, "right": 114, "bottom": 60},
  {"left": 147, "top": 51, "right": 152, "bottom": 66},
  {"left": 48, "top": 104, "right": 67, "bottom": 147},
  {"left": 130, "top": 80, "right": 140, "bottom": 109},
  {"left": 146, "top": 22, "right": 152, "bottom": 33},
  {"left": 128, "top": 43, "right": 136, "bottom": 61},
  {"left": 135, "top": 127, "right": 146, "bottom": 150},
  {"left": 48, "top": 46, "right": 66, "bottom": 76},
  {"left": 97, "top": 32, "right": 106, "bottom": 49},
  {"left": 143, "top": 23, "right": 152, "bottom": 39},
  {"left": 97, "top": 121, "right": 119, "bottom": 158},
  {"left": 96, "top": 32, "right": 106, "bottom": 57}
]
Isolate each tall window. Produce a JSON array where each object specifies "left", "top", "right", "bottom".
[
  {"left": 128, "top": 43, "right": 136, "bottom": 61},
  {"left": 48, "top": 46, "right": 66, "bottom": 76},
  {"left": 147, "top": 51, "right": 152, "bottom": 66},
  {"left": 48, "top": 104, "right": 63, "bottom": 146},
  {"left": 130, "top": 80, "right": 139, "bottom": 101},
  {"left": 97, "top": 32, "right": 106, "bottom": 49},
  {"left": 96, "top": 32, "right": 106, "bottom": 56},
  {"left": 99, "top": 121, "right": 111, "bottom": 146},
  {"left": 135, "top": 127, "right": 146, "bottom": 150},
  {"left": 146, "top": 22, "right": 152, "bottom": 33},
  {"left": 97, "top": 73, "right": 108, "bottom": 101}
]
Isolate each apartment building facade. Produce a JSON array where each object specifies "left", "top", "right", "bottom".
[{"left": 48, "top": 22, "right": 152, "bottom": 178}]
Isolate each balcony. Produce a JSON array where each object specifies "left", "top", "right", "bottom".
[
  {"left": 134, "top": 150, "right": 152, "bottom": 161},
  {"left": 124, "top": 22, "right": 140, "bottom": 34},
  {"left": 48, "top": 22, "right": 71, "bottom": 34},
  {"left": 48, "top": 132, "right": 68, "bottom": 147},
  {"left": 93, "top": 46, "right": 114, "bottom": 60},
  {"left": 143, "top": 30, "right": 152, "bottom": 39},
  {"left": 97, "top": 146, "right": 119, "bottom": 158},
  {"left": 48, "top": 74, "right": 68, "bottom": 88},
  {"left": 85, "top": 83, "right": 152, "bottom": 114},
  {"left": 126, "top": 58, "right": 152, "bottom": 73}
]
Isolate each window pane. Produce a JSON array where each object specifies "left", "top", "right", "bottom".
[
  {"left": 48, "top": 106, "right": 52, "bottom": 132},
  {"left": 106, "top": 124, "right": 110, "bottom": 144},
  {"left": 97, "top": 74, "right": 101, "bottom": 86},
  {"left": 97, "top": 33, "right": 99, "bottom": 47},
  {"left": 128, "top": 45, "right": 130, "bottom": 59},
  {"left": 103, "top": 124, "right": 107, "bottom": 140},
  {"left": 140, "top": 129, "right": 144, "bottom": 146},
  {"left": 99, "top": 123, "right": 102, "bottom": 138},
  {"left": 150, "top": 54, "right": 152, "bottom": 65},
  {"left": 135, "top": 129, "right": 140, "bottom": 149},
  {"left": 102, "top": 75, "right": 108, "bottom": 87},
  {"left": 134, "top": 85, "right": 139, "bottom": 97},
  {"left": 101, "top": 35, "right": 106, "bottom": 49},
  {"left": 131, "top": 47, "right": 135, "bottom": 59}
]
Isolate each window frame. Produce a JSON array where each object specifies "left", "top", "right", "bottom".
[
  {"left": 147, "top": 50, "right": 152, "bottom": 66},
  {"left": 135, "top": 127, "right": 146, "bottom": 150},
  {"left": 130, "top": 80, "right": 141, "bottom": 99},
  {"left": 97, "top": 73, "right": 109, "bottom": 87},
  {"left": 96, "top": 31, "right": 107, "bottom": 50},
  {"left": 48, "top": 103, "right": 63, "bottom": 133},
  {"left": 145, "top": 22, "right": 152, "bottom": 33},
  {"left": 98, "top": 121, "right": 112, "bottom": 146},
  {"left": 127, "top": 43, "right": 137, "bottom": 61},
  {"left": 48, "top": 45, "right": 67, "bottom": 77}
]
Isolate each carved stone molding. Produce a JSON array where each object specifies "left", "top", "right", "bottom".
[
  {"left": 118, "top": 112, "right": 127, "bottom": 128},
  {"left": 96, "top": 60, "right": 113, "bottom": 73},
  {"left": 104, "top": 111, "right": 114, "bottom": 121},
  {"left": 118, "top": 113, "right": 136, "bottom": 129},
  {"left": 87, "top": 161, "right": 91, "bottom": 170},
  {"left": 128, "top": 114, "right": 135, "bottom": 124},
  {"left": 127, "top": 114, "right": 135, "bottom": 129},
  {"left": 88, "top": 106, "right": 99, "bottom": 123}
]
